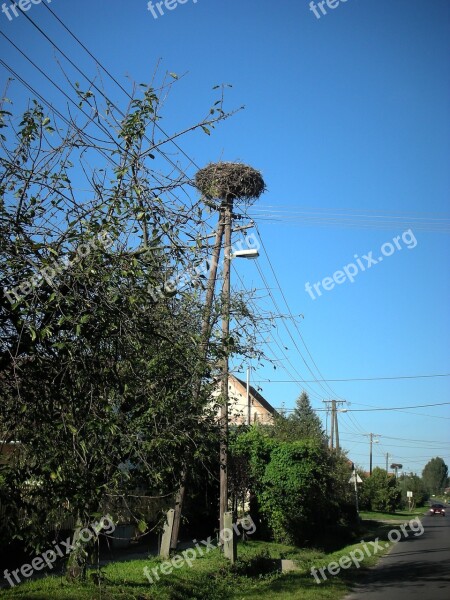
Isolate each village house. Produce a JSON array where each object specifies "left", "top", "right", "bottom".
[{"left": 213, "top": 374, "right": 278, "bottom": 425}]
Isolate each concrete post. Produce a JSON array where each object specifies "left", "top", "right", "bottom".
[
  {"left": 160, "top": 509, "right": 175, "bottom": 558},
  {"left": 222, "top": 511, "right": 236, "bottom": 563}
]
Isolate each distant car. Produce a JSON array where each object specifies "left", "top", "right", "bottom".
[{"left": 429, "top": 503, "right": 445, "bottom": 516}]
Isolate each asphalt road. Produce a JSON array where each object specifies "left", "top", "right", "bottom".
[{"left": 346, "top": 507, "right": 450, "bottom": 600}]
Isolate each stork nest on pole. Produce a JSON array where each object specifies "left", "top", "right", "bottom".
[{"left": 194, "top": 162, "right": 266, "bottom": 205}]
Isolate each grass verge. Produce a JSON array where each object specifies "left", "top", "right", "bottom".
[
  {"left": 0, "top": 521, "right": 410, "bottom": 600},
  {"left": 359, "top": 507, "right": 425, "bottom": 521}
]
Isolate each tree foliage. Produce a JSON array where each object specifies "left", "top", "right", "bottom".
[
  {"left": 422, "top": 457, "right": 449, "bottom": 496},
  {"left": 397, "top": 473, "right": 428, "bottom": 507},
  {"left": 360, "top": 467, "right": 401, "bottom": 513},
  {"left": 270, "top": 391, "right": 327, "bottom": 445},
  {"left": 0, "top": 77, "right": 256, "bottom": 570},
  {"left": 230, "top": 425, "right": 356, "bottom": 545}
]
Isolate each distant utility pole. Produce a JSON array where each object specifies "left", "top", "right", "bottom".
[
  {"left": 323, "top": 400, "right": 346, "bottom": 450},
  {"left": 367, "top": 433, "right": 380, "bottom": 476},
  {"left": 385, "top": 452, "right": 389, "bottom": 473}
]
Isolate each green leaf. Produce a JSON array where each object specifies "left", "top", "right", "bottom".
[{"left": 137, "top": 520, "right": 147, "bottom": 533}]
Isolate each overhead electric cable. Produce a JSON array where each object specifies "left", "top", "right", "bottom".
[
  {"left": 41, "top": 1, "right": 201, "bottom": 172},
  {"left": 13, "top": 7, "right": 198, "bottom": 193},
  {"left": 252, "top": 373, "right": 450, "bottom": 383}
]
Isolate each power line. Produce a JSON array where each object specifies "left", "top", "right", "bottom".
[
  {"left": 0, "top": 32, "right": 120, "bottom": 150},
  {"left": 339, "top": 437, "right": 450, "bottom": 450},
  {"left": 40, "top": 1, "right": 201, "bottom": 173},
  {"left": 13, "top": 6, "right": 198, "bottom": 191},
  {"left": 382, "top": 434, "right": 450, "bottom": 445},
  {"left": 337, "top": 430, "right": 450, "bottom": 445},
  {"left": 252, "top": 373, "right": 450, "bottom": 383},
  {"left": 252, "top": 227, "right": 335, "bottom": 399},
  {"left": 276, "top": 401, "right": 450, "bottom": 412},
  {"left": 0, "top": 59, "right": 119, "bottom": 172},
  {"left": 254, "top": 261, "right": 330, "bottom": 399},
  {"left": 231, "top": 266, "right": 323, "bottom": 402},
  {"left": 248, "top": 206, "right": 450, "bottom": 233},
  {"left": 0, "top": 56, "right": 207, "bottom": 247},
  {"left": 2, "top": 17, "right": 221, "bottom": 243},
  {"left": 339, "top": 399, "right": 450, "bottom": 420},
  {"left": 337, "top": 401, "right": 450, "bottom": 412},
  {"left": 343, "top": 411, "right": 368, "bottom": 437},
  {"left": 251, "top": 204, "right": 450, "bottom": 219}
]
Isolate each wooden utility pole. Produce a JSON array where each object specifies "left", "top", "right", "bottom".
[
  {"left": 368, "top": 433, "right": 380, "bottom": 476},
  {"left": 169, "top": 214, "right": 225, "bottom": 552},
  {"left": 219, "top": 196, "right": 233, "bottom": 536},
  {"left": 182, "top": 160, "right": 266, "bottom": 561},
  {"left": 329, "top": 400, "right": 335, "bottom": 450},
  {"left": 323, "top": 399, "right": 345, "bottom": 450},
  {"left": 168, "top": 213, "right": 257, "bottom": 552},
  {"left": 334, "top": 400, "right": 340, "bottom": 450},
  {"left": 246, "top": 367, "right": 251, "bottom": 426}
]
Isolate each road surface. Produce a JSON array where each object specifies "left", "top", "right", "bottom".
[{"left": 346, "top": 507, "right": 450, "bottom": 600}]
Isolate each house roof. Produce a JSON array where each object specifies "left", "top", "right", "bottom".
[{"left": 232, "top": 375, "right": 278, "bottom": 416}]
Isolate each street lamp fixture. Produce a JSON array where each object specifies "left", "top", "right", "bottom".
[{"left": 232, "top": 249, "right": 259, "bottom": 259}]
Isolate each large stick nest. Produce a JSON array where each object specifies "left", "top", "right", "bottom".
[{"left": 194, "top": 162, "right": 266, "bottom": 205}]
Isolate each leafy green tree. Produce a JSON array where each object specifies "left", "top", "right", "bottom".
[
  {"left": 363, "top": 467, "right": 401, "bottom": 513},
  {"left": 397, "top": 473, "right": 428, "bottom": 507},
  {"left": 422, "top": 457, "right": 448, "bottom": 496},
  {"left": 0, "top": 80, "right": 242, "bottom": 576}
]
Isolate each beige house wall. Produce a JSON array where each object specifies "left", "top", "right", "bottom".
[{"left": 212, "top": 375, "right": 276, "bottom": 425}]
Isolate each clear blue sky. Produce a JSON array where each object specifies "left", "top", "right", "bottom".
[{"left": 1, "top": 0, "right": 449, "bottom": 475}]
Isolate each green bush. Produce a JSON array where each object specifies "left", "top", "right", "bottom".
[
  {"left": 231, "top": 427, "right": 350, "bottom": 545},
  {"left": 362, "top": 468, "right": 401, "bottom": 513}
]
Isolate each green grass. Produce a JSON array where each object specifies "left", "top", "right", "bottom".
[
  {"left": 0, "top": 522, "right": 407, "bottom": 600},
  {"left": 359, "top": 506, "right": 425, "bottom": 521}
]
